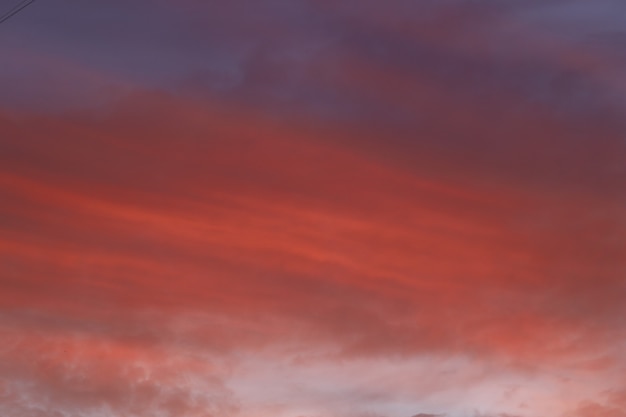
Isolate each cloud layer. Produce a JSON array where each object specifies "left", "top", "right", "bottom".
[{"left": 0, "top": 1, "right": 625, "bottom": 416}]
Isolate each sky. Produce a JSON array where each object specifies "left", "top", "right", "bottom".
[{"left": 0, "top": 1, "right": 625, "bottom": 416}]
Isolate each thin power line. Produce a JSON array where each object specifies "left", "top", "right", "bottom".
[
  {"left": 0, "top": 0, "right": 34, "bottom": 19},
  {"left": 0, "top": 0, "right": 35, "bottom": 24},
  {"left": 0, "top": 0, "right": 36, "bottom": 25},
  {"left": 0, "top": 0, "right": 31, "bottom": 23}
]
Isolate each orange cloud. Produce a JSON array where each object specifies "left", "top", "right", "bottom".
[
  {"left": 1, "top": 94, "right": 623, "bottom": 367},
  {"left": 2, "top": 1, "right": 626, "bottom": 416}
]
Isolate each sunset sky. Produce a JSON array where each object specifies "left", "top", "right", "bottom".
[{"left": 0, "top": 1, "right": 625, "bottom": 417}]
